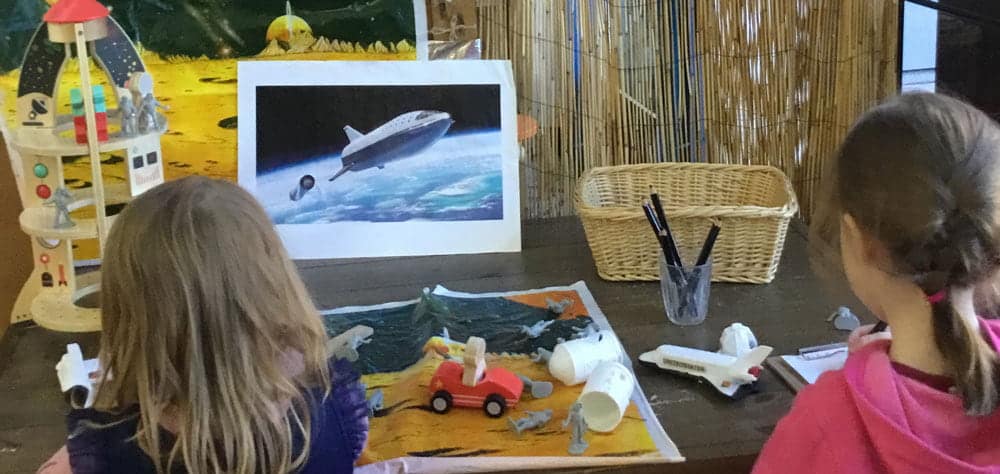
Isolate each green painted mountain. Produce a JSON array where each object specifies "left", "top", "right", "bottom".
[{"left": 323, "top": 291, "right": 594, "bottom": 375}]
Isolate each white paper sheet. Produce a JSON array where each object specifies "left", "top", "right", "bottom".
[
  {"left": 237, "top": 60, "right": 521, "bottom": 259},
  {"left": 780, "top": 349, "right": 847, "bottom": 384}
]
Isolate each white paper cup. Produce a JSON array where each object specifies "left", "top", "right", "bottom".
[
  {"left": 578, "top": 361, "right": 634, "bottom": 432},
  {"left": 548, "top": 330, "right": 624, "bottom": 386}
]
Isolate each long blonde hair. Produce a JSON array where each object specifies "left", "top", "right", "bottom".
[{"left": 94, "top": 176, "right": 331, "bottom": 472}]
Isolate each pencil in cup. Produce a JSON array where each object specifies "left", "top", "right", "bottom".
[
  {"left": 659, "top": 253, "right": 712, "bottom": 326},
  {"left": 649, "top": 189, "right": 683, "bottom": 267}
]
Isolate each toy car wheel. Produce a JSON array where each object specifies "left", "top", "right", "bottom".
[
  {"left": 483, "top": 394, "right": 506, "bottom": 418},
  {"left": 430, "top": 391, "right": 452, "bottom": 414}
]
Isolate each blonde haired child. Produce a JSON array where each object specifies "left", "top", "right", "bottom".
[{"left": 38, "top": 176, "right": 368, "bottom": 473}]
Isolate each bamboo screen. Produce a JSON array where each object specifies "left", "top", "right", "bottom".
[{"left": 478, "top": 0, "right": 898, "bottom": 219}]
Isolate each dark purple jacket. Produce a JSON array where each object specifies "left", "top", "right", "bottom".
[{"left": 65, "top": 358, "right": 368, "bottom": 473}]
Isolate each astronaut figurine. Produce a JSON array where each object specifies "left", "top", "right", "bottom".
[
  {"left": 118, "top": 90, "right": 138, "bottom": 136},
  {"left": 137, "top": 92, "right": 168, "bottom": 133},
  {"left": 45, "top": 187, "right": 75, "bottom": 229},
  {"left": 508, "top": 409, "right": 553, "bottom": 436},
  {"left": 562, "top": 402, "right": 589, "bottom": 455}
]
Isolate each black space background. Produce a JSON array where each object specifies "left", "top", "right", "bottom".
[
  {"left": 0, "top": 0, "right": 417, "bottom": 72},
  {"left": 255, "top": 84, "right": 501, "bottom": 173}
]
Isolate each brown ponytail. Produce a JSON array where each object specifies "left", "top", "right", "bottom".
[
  {"left": 930, "top": 291, "right": 1000, "bottom": 415},
  {"left": 813, "top": 92, "right": 1000, "bottom": 416}
]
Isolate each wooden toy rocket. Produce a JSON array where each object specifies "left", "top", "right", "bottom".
[{"left": 4, "top": 0, "right": 166, "bottom": 332}]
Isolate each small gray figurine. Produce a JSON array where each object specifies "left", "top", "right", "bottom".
[
  {"left": 520, "top": 319, "right": 555, "bottom": 338},
  {"left": 137, "top": 92, "right": 168, "bottom": 133},
  {"left": 563, "top": 402, "right": 588, "bottom": 455},
  {"left": 508, "top": 409, "right": 553, "bottom": 436},
  {"left": 546, "top": 298, "right": 573, "bottom": 315},
  {"left": 118, "top": 93, "right": 138, "bottom": 137},
  {"left": 517, "top": 374, "right": 553, "bottom": 399},
  {"left": 531, "top": 347, "right": 553, "bottom": 364},
  {"left": 367, "top": 388, "right": 384, "bottom": 417},
  {"left": 572, "top": 323, "right": 599, "bottom": 340},
  {"left": 827, "top": 306, "right": 861, "bottom": 331},
  {"left": 45, "top": 187, "right": 75, "bottom": 229}
]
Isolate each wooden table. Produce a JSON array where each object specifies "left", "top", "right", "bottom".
[{"left": 0, "top": 217, "right": 863, "bottom": 473}]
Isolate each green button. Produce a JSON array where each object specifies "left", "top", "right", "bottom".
[{"left": 33, "top": 163, "right": 48, "bottom": 178}]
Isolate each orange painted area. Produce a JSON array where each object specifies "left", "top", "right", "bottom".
[
  {"left": 504, "top": 291, "right": 589, "bottom": 320},
  {"left": 359, "top": 351, "right": 660, "bottom": 464}
]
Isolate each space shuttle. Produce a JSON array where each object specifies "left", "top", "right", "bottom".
[
  {"left": 639, "top": 344, "right": 772, "bottom": 397},
  {"left": 289, "top": 110, "right": 454, "bottom": 201}
]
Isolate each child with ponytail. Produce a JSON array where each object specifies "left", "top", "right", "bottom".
[{"left": 754, "top": 93, "right": 1000, "bottom": 473}]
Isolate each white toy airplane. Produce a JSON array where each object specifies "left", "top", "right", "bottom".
[{"left": 639, "top": 344, "right": 772, "bottom": 397}]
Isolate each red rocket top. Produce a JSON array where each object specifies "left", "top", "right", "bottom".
[{"left": 43, "top": 0, "right": 110, "bottom": 24}]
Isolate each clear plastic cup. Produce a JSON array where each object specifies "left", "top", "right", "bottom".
[{"left": 659, "top": 252, "right": 712, "bottom": 326}]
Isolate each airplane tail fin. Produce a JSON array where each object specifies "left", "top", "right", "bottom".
[
  {"left": 732, "top": 345, "right": 773, "bottom": 373},
  {"left": 344, "top": 125, "right": 363, "bottom": 142}
]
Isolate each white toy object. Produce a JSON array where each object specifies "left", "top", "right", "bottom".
[
  {"left": 719, "top": 322, "right": 758, "bottom": 357},
  {"left": 55, "top": 343, "right": 99, "bottom": 409},
  {"left": 578, "top": 361, "right": 635, "bottom": 432},
  {"left": 326, "top": 325, "right": 374, "bottom": 361},
  {"left": 639, "top": 344, "right": 772, "bottom": 397},
  {"left": 548, "top": 330, "right": 625, "bottom": 386},
  {"left": 462, "top": 336, "right": 487, "bottom": 386}
]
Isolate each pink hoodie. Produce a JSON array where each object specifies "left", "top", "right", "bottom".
[{"left": 754, "top": 319, "right": 1000, "bottom": 473}]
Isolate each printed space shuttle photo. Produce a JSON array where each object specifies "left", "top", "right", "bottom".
[{"left": 254, "top": 84, "right": 503, "bottom": 224}]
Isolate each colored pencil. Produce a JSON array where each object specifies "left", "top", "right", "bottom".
[
  {"left": 649, "top": 188, "right": 683, "bottom": 267},
  {"left": 642, "top": 201, "right": 676, "bottom": 265},
  {"left": 695, "top": 224, "right": 721, "bottom": 266}
]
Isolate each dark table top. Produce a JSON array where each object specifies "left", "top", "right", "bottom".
[
  {"left": 295, "top": 217, "right": 866, "bottom": 472},
  {"left": 0, "top": 217, "right": 865, "bottom": 473}
]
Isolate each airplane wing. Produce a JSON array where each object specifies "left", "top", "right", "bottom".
[{"left": 704, "top": 373, "right": 741, "bottom": 397}]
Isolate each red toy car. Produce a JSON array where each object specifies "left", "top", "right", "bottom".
[{"left": 428, "top": 360, "right": 524, "bottom": 417}]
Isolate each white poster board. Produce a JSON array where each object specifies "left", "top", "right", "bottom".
[{"left": 238, "top": 60, "right": 520, "bottom": 259}]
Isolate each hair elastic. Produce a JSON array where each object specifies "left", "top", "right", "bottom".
[{"left": 927, "top": 290, "right": 948, "bottom": 304}]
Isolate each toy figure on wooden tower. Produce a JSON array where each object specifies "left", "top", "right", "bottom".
[{"left": 3, "top": 0, "right": 167, "bottom": 332}]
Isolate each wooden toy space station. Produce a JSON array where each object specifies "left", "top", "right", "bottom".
[{"left": 5, "top": 0, "right": 166, "bottom": 332}]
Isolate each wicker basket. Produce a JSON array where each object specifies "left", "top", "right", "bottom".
[{"left": 576, "top": 162, "right": 798, "bottom": 284}]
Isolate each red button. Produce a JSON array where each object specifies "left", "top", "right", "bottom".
[
  {"left": 40, "top": 254, "right": 50, "bottom": 264},
  {"left": 36, "top": 184, "right": 51, "bottom": 199}
]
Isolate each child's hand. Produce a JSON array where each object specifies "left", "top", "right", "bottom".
[{"left": 847, "top": 323, "right": 892, "bottom": 353}]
